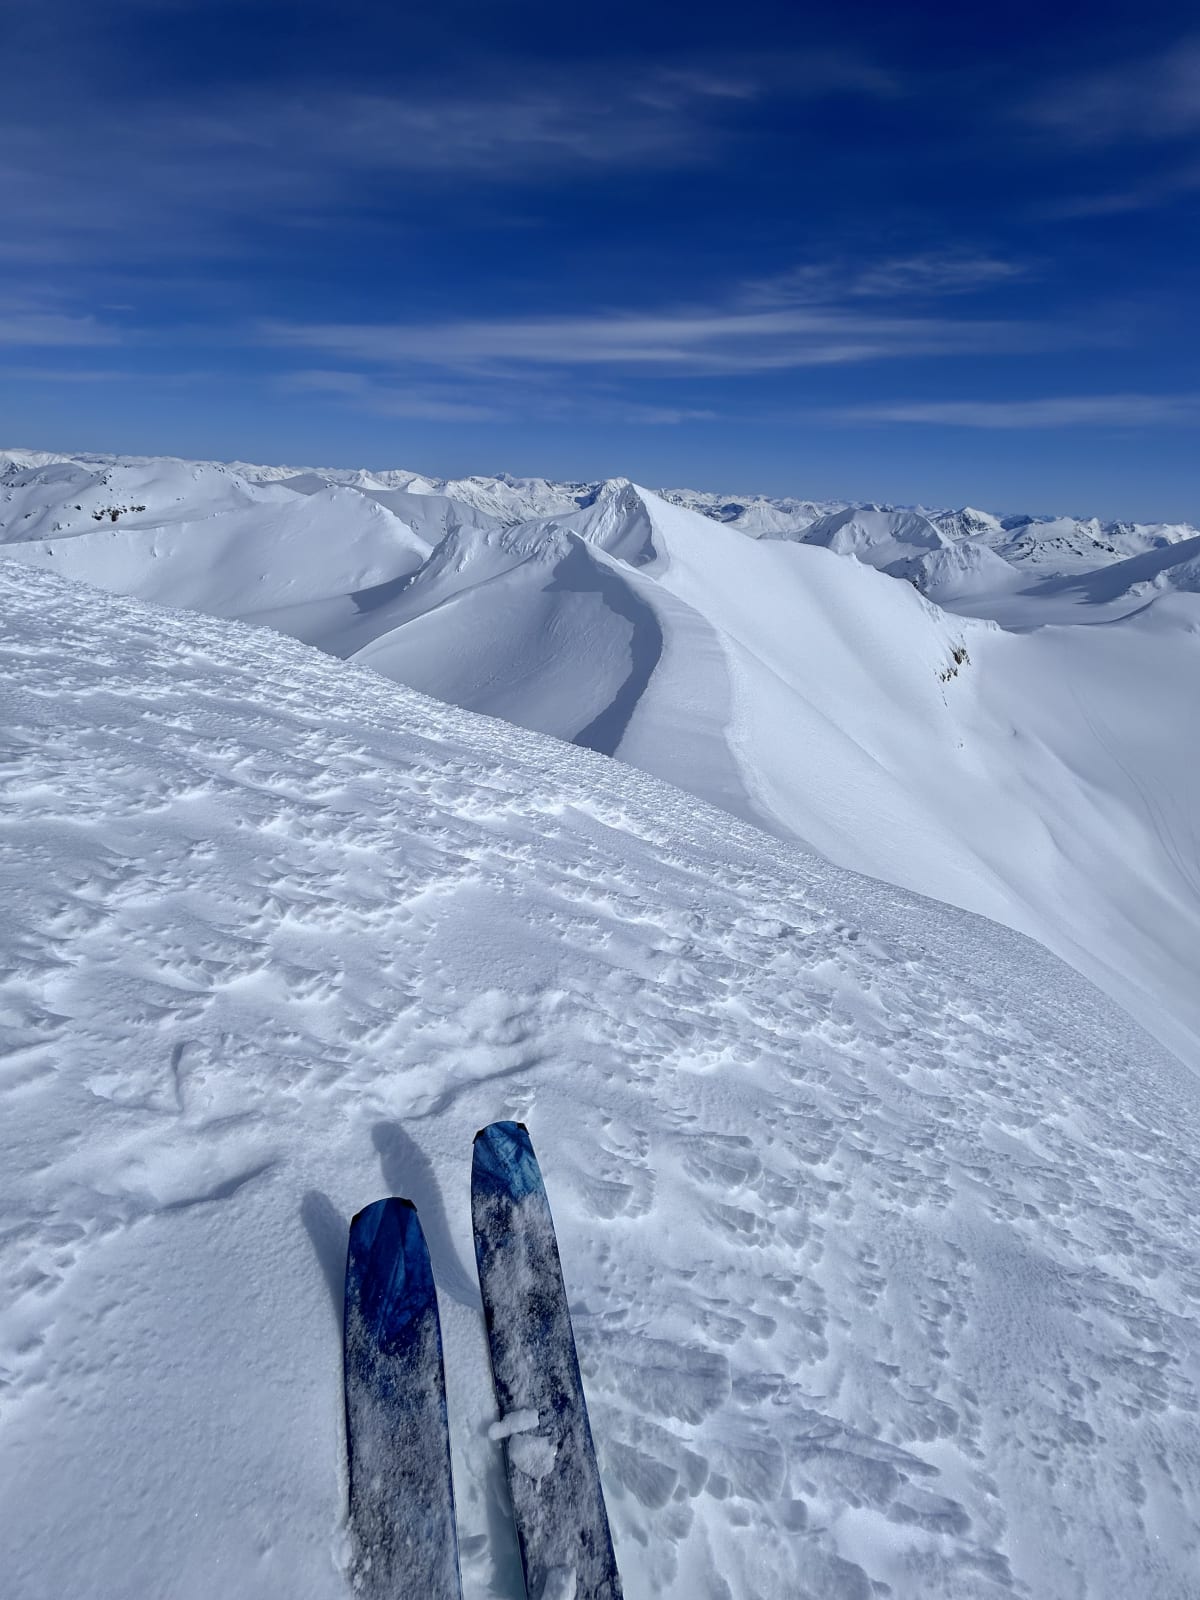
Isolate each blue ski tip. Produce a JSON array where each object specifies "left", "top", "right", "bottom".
[
  {"left": 472, "top": 1121, "right": 544, "bottom": 1202},
  {"left": 345, "top": 1196, "right": 434, "bottom": 1353}
]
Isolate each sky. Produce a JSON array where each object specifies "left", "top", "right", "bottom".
[{"left": 3, "top": 0, "right": 1199, "bottom": 517}]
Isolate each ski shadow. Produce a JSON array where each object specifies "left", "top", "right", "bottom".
[
  {"left": 300, "top": 1189, "right": 347, "bottom": 1327},
  {"left": 372, "top": 1122, "right": 482, "bottom": 1311}
]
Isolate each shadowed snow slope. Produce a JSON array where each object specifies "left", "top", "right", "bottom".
[{"left": 3, "top": 561, "right": 1200, "bottom": 1600}]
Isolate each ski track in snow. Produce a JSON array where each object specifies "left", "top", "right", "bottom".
[{"left": 2, "top": 562, "right": 1200, "bottom": 1598}]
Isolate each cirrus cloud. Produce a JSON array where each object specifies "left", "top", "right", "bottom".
[{"left": 821, "top": 394, "right": 1200, "bottom": 429}]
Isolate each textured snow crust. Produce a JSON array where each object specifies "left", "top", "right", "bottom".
[{"left": 2, "top": 562, "right": 1200, "bottom": 1599}]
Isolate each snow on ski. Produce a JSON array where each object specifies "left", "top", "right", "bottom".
[
  {"left": 472, "top": 1121, "right": 623, "bottom": 1600},
  {"left": 342, "top": 1198, "right": 463, "bottom": 1600}
]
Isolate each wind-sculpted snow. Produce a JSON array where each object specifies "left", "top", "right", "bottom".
[
  {"left": 3, "top": 452, "right": 1199, "bottom": 1071},
  {"left": 3, "top": 561, "right": 1200, "bottom": 1600}
]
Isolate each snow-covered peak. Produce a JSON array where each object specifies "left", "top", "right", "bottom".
[
  {"left": 798, "top": 505, "right": 952, "bottom": 569},
  {"left": 929, "top": 504, "right": 1007, "bottom": 542},
  {"left": 0, "top": 455, "right": 296, "bottom": 545}
]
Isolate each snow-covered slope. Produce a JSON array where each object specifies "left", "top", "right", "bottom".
[
  {"left": 1019, "top": 533, "right": 1200, "bottom": 610},
  {"left": 780, "top": 505, "right": 1023, "bottom": 601},
  {"left": 7, "top": 449, "right": 1195, "bottom": 577},
  {"left": 273, "top": 478, "right": 1200, "bottom": 1070},
  {"left": 229, "top": 461, "right": 597, "bottom": 526},
  {"left": 996, "top": 514, "right": 1196, "bottom": 574},
  {"left": 1, "top": 456, "right": 432, "bottom": 637},
  {"left": 795, "top": 505, "right": 952, "bottom": 567},
  {"left": 655, "top": 486, "right": 846, "bottom": 537},
  {"left": 3, "top": 453, "right": 1198, "bottom": 1073},
  {"left": 4, "top": 559, "right": 1199, "bottom": 1600}
]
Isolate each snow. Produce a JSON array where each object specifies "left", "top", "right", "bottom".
[
  {"left": 3, "top": 450, "right": 1199, "bottom": 1078},
  {"left": 3, "top": 559, "right": 1200, "bottom": 1599},
  {"left": 488, "top": 1409, "right": 540, "bottom": 1442}
]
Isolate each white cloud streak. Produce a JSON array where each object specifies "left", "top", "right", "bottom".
[
  {"left": 743, "top": 253, "right": 1025, "bottom": 306},
  {"left": 823, "top": 394, "right": 1200, "bottom": 429},
  {"left": 262, "top": 302, "right": 1068, "bottom": 379},
  {"left": 0, "top": 50, "right": 899, "bottom": 268},
  {"left": 0, "top": 311, "right": 120, "bottom": 347},
  {"left": 1026, "top": 37, "right": 1200, "bottom": 145},
  {"left": 276, "top": 370, "right": 502, "bottom": 422},
  {"left": 1042, "top": 160, "right": 1200, "bottom": 218}
]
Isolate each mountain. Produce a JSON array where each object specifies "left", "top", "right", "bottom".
[
  {"left": 655, "top": 485, "right": 845, "bottom": 536},
  {"left": 779, "top": 504, "right": 1021, "bottom": 600},
  {"left": 928, "top": 504, "right": 1007, "bottom": 543},
  {"left": 4, "top": 449, "right": 1197, "bottom": 1073},
  {"left": 3, "top": 558, "right": 1199, "bottom": 1600},
  {"left": 0, "top": 454, "right": 433, "bottom": 626},
  {"left": 996, "top": 513, "right": 1197, "bottom": 572}
]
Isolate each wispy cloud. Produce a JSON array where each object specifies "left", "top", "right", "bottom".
[
  {"left": 0, "top": 364, "right": 131, "bottom": 382},
  {"left": 262, "top": 297, "right": 1075, "bottom": 380},
  {"left": 0, "top": 309, "right": 120, "bottom": 347},
  {"left": 822, "top": 394, "right": 1200, "bottom": 428},
  {"left": 0, "top": 49, "right": 900, "bottom": 271},
  {"left": 276, "top": 370, "right": 502, "bottom": 423},
  {"left": 1041, "top": 160, "right": 1200, "bottom": 218},
  {"left": 276, "top": 369, "right": 718, "bottom": 427},
  {"left": 742, "top": 252, "right": 1025, "bottom": 307},
  {"left": 1025, "top": 36, "right": 1200, "bottom": 145},
  {"left": 2, "top": 83, "right": 735, "bottom": 268},
  {"left": 621, "top": 404, "right": 719, "bottom": 425}
]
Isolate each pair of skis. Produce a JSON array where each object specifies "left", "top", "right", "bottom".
[{"left": 342, "top": 1121, "right": 622, "bottom": 1600}]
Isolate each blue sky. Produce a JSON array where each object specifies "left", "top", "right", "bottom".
[{"left": 3, "top": 0, "right": 1199, "bottom": 517}]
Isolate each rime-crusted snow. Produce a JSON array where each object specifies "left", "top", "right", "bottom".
[{"left": 2, "top": 560, "right": 1200, "bottom": 1599}]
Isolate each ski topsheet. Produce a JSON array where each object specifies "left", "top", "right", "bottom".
[
  {"left": 342, "top": 1197, "right": 463, "bottom": 1600},
  {"left": 472, "top": 1121, "right": 623, "bottom": 1600}
]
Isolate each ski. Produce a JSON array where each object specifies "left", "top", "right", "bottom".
[
  {"left": 342, "top": 1197, "right": 463, "bottom": 1600},
  {"left": 472, "top": 1121, "right": 623, "bottom": 1600}
]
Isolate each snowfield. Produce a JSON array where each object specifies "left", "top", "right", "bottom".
[
  {"left": 4, "top": 451, "right": 1198, "bottom": 1072},
  {"left": 3, "top": 561, "right": 1200, "bottom": 1599}
]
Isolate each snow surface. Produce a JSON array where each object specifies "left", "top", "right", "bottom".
[
  {"left": 3, "top": 450, "right": 1199, "bottom": 1078},
  {"left": 3, "top": 560, "right": 1200, "bottom": 1599}
]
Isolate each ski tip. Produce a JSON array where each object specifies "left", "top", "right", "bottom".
[
  {"left": 474, "top": 1119, "right": 529, "bottom": 1143},
  {"left": 471, "top": 1122, "right": 544, "bottom": 1203},
  {"left": 344, "top": 1198, "right": 438, "bottom": 1350},
  {"left": 349, "top": 1195, "right": 418, "bottom": 1230}
]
